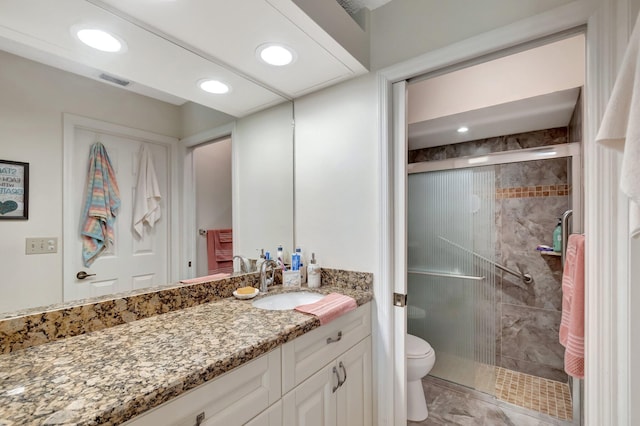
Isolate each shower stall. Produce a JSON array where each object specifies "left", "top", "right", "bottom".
[{"left": 407, "top": 141, "right": 581, "bottom": 420}]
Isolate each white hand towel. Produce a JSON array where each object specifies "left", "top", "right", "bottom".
[
  {"left": 133, "top": 144, "right": 161, "bottom": 238},
  {"left": 596, "top": 12, "right": 640, "bottom": 239}
]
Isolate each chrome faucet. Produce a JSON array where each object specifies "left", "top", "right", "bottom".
[
  {"left": 232, "top": 255, "right": 249, "bottom": 273},
  {"left": 260, "top": 260, "right": 278, "bottom": 293}
]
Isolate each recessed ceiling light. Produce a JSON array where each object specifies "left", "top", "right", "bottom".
[
  {"left": 75, "top": 28, "right": 124, "bottom": 53},
  {"left": 457, "top": 126, "right": 469, "bottom": 133},
  {"left": 199, "top": 79, "right": 231, "bottom": 94},
  {"left": 256, "top": 43, "right": 296, "bottom": 66}
]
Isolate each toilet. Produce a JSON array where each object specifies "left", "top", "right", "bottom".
[{"left": 406, "top": 334, "right": 436, "bottom": 422}]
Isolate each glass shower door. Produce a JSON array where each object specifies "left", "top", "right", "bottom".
[{"left": 407, "top": 166, "right": 497, "bottom": 394}]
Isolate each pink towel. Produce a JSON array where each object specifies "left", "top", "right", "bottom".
[
  {"left": 559, "top": 234, "right": 585, "bottom": 378},
  {"left": 179, "top": 273, "right": 230, "bottom": 285},
  {"left": 213, "top": 229, "right": 233, "bottom": 262},
  {"left": 295, "top": 293, "right": 357, "bottom": 325},
  {"left": 206, "top": 229, "right": 233, "bottom": 274}
]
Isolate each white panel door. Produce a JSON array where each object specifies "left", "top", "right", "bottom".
[
  {"left": 283, "top": 364, "right": 337, "bottom": 426},
  {"left": 64, "top": 127, "right": 169, "bottom": 301}
]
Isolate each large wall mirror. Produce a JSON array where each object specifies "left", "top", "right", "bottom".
[{"left": 0, "top": 1, "right": 294, "bottom": 315}]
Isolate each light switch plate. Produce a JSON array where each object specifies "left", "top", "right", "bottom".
[{"left": 26, "top": 237, "right": 58, "bottom": 254}]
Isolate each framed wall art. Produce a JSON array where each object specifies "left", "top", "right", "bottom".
[{"left": 0, "top": 160, "right": 29, "bottom": 220}]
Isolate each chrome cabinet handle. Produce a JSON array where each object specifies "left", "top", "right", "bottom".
[
  {"left": 332, "top": 366, "right": 341, "bottom": 393},
  {"left": 76, "top": 271, "right": 96, "bottom": 280},
  {"left": 339, "top": 361, "right": 347, "bottom": 386},
  {"left": 326, "top": 331, "right": 342, "bottom": 344}
]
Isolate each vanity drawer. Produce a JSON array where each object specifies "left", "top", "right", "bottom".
[
  {"left": 124, "top": 348, "right": 281, "bottom": 426},
  {"left": 282, "top": 303, "right": 371, "bottom": 394}
]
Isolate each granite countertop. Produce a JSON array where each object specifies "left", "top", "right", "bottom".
[{"left": 0, "top": 286, "right": 372, "bottom": 426}]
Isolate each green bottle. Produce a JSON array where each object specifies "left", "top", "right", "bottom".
[{"left": 553, "top": 218, "right": 562, "bottom": 253}]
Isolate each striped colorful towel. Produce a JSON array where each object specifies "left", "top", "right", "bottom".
[
  {"left": 81, "top": 142, "right": 121, "bottom": 267},
  {"left": 295, "top": 293, "right": 357, "bottom": 325}
]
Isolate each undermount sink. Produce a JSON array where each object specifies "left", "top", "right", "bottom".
[{"left": 252, "top": 291, "right": 324, "bottom": 310}]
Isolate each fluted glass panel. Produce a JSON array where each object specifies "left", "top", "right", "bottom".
[{"left": 407, "top": 166, "right": 496, "bottom": 394}]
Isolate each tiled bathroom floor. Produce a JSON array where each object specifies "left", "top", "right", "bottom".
[
  {"left": 495, "top": 367, "right": 572, "bottom": 421},
  {"left": 408, "top": 374, "right": 575, "bottom": 426}
]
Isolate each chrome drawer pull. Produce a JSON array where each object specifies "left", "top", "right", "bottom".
[
  {"left": 332, "top": 366, "right": 341, "bottom": 393},
  {"left": 195, "top": 412, "right": 205, "bottom": 426},
  {"left": 326, "top": 331, "right": 342, "bottom": 344},
  {"left": 339, "top": 361, "right": 347, "bottom": 387}
]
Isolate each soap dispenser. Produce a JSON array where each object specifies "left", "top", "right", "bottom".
[
  {"left": 307, "top": 253, "right": 321, "bottom": 288},
  {"left": 553, "top": 218, "right": 562, "bottom": 253}
]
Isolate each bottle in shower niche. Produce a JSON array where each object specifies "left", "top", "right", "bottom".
[
  {"left": 308, "top": 253, "right": 321, "bottom": 288},
  {"left": 553, "top": 218, "right": 562, "bottom": 253}
]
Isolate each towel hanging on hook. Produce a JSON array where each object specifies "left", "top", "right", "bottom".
[
  {"left": 133, "top": 143, "right": 162, "bottom": 238},
  {"left": 81, "top": 142, "right": 121, "bottom": 266}
]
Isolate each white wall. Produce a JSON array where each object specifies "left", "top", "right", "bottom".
[
  {"left": 234, "top": 102, "right": 294, "bottom": 258},
  {"left": 195, "top": 138, "right": 232, "bottom": 276},
  {"left": 0, "top": 50, "right": 181, "bottom": 313},
  {"left": 408, "top": 34, "right": 585, "bottom": 123},
  {"left": 370, "top": 0, "right": 574, "bottom": 70},
  {"left": 180, "top": 102, "right": 235, "bottom": 140},
  {"left": 294, "top": 74, "right": 379, "bottom": 273}
]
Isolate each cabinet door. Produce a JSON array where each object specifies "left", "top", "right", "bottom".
[
  {"left": 282, "top": 363, "right": 338, "bottom": 426},
  {"left": 336, "top": 336, "right": 372, "bottom": 426},
  {"left": 245, "top": 401, "right": 282, "bottom": 426}
]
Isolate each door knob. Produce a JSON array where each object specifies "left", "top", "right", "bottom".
[{"left": 76, "top": 271, "right": 96, "bottom": 280}]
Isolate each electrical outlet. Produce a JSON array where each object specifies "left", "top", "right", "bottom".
[{"left": 25, "top": 237, "right": 58, "bottom": 255}]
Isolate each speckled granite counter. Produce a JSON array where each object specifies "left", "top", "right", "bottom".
[{"left": 0, "top": 285, "right": 372, "bottom": 425}]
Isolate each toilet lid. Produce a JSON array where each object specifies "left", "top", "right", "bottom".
[{"left": 406, "top": 334, "right": 434, "bottom": 358}]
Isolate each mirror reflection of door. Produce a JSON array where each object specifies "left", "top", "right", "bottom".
[
  {"left": 194, "top": 137, "right": 232, "bottom": 277},
  {"left": 65, "top": 126, "right": 171, "bottom": 302}
]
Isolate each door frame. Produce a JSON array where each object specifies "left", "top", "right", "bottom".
[
  {"left": 377, "top": 1, "right": 636, "bottom": 425},
  {"left": 180, "top": 121, "right": 237, "bottom": 280},
  {"left": 62, "top": 113, "right": 180, "bottom": 298}
]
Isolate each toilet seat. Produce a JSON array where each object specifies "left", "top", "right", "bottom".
[{"left": 407, "top": 334, "right": 434, "bottom": 359}]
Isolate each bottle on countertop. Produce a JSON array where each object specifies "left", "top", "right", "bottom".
[
  {"left": 553, "top": 218, "right": 562, "bottom": 253},
  {"left": 307, "top": 252, "right": 321, "bottom": 288},
  {"left": 296, "top": 247, "right": 307, "bottom": 284}
]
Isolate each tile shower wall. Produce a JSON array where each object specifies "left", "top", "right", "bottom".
[
  {"left": 409, "top": 128, "right": 570, "bottom": 382},
  {"left": 496, "top": 157, "right": 569, "bottom": 382}
]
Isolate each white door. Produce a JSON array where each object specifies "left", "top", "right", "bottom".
[
  {"left": 392, "top": 81, "right": 409, "bottom": 426},
  {"left": 283, "top": 364, "right": 337, "bottom": 426},
  {"left": 64, "top": 124, "right": 170, "bottom": 302},
  {"left": 336, "top": 337, "right": 372, "bottom": 426}
]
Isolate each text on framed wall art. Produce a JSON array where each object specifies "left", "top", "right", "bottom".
[{"left": 0, "top": 160, "right": 29, "bottom": 220}]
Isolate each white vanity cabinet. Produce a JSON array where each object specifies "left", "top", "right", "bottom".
[
  {"left": 123, "top": 349, "right": 281, "bottom": 426},
  {"left": 123, "top": 303, "right": 371, "bottom": 426},
  {"left": 281, "top": 304, "right": 372, "bottom": 426}
]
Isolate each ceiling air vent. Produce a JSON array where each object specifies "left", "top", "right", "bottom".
[{"left": 99, "top": 73, "right": 130, "bottom": 87}]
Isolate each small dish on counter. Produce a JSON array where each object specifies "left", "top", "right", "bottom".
[{"left": 233, "top": 287, "right": 259, "bottom": 300}]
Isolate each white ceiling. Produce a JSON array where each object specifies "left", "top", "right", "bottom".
[
  {"left": 0, "top": 0, "right": 369, "bottom": 117},
  {"left": 408, "top": 34, "right": 585, "bottom": 150},
  {"left": 408, "top": 88, "right": 581, "bottom": 150}
]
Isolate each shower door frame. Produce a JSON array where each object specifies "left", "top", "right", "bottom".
[
  {"left": 408, "top": 142, "right": 582, "bottom": 235},
  {"left": 408, "top": 141, "right": 583, "bottom": 392}
]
